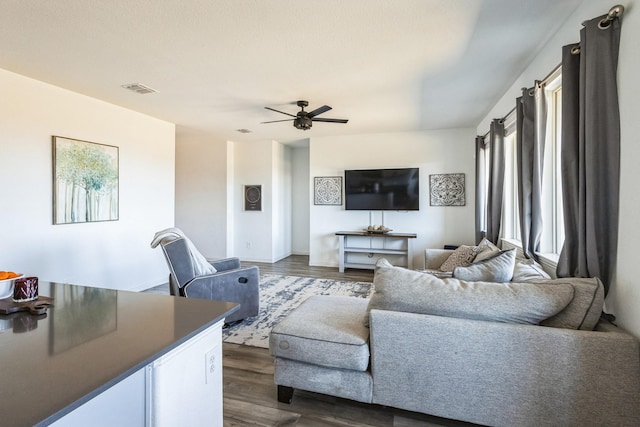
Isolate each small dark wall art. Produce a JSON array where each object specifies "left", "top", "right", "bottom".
[
  {"left": 244, "top": 185, "right": 262, "bottom": 211},
  {"left": 429, "top": 173, "right": 466, "bottom": 206},
  {"left": 314, "top": 176, "right": 342, "bottom": 205}
]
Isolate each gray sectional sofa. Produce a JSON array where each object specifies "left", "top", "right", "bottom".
[{"left": 269, "top": 258, "right": 640, "bottom": 427}]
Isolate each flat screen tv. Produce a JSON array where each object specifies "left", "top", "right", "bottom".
[{"left": 344, "top": 168, "right": 419, "bottom": 211}]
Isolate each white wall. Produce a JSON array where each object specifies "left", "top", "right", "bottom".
[
  {"left": 309, "top": 129, "right": 476, "bottom": 268},
  {"left": 231, "top": 140, "right": 292, "bottom": 262},
  {"left": 0, "top": 68, "right": 175, "bottom": 291},
  {"left": 175, "top": 137, "right": 295, "bottom": 263},
  {"left": 291, "top": 146, "right": 310, "bottom": 255},
  {"left": 175, "top": 130, "right": 228, "bottom": 258},
  {"left": 272, "top": 141, "right": 292, "bottom": 261},
  {"left": 226, "top": 140, "right": 235, "bottom": 256},
  {"left": 477, "top": 0, "right": 640, "bottom": 338},
  {"left": 233, "top": 140, "right": 273, "bottom": 262}
]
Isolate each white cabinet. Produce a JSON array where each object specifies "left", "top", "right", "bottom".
[
  {"left": 148, "top": 323, "right": 223, "bottom": 427},
  {"left": 50, "top": 368, "right": 147, "bottom": 427},
  {"left": 52, "top": 320, "right": 224, "bottom": 427}
]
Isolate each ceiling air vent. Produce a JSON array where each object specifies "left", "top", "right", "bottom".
[
  {"left": 121, "top": 83, "right": 158, "bottom": 94},
  {"left": 236, "top": 129, "right": 252, "bottom": 134}
]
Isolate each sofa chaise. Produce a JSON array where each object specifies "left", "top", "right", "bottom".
[{"left": 269, "top": 257, "right": 640, "bottom": 427}]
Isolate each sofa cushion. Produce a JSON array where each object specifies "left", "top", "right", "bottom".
[
  {"left": 439, "top": 245, "right": 478, "bottom": 272},
  {"left": 270, "top": 295, "right": 370, "bottom": 371},
  {"left": 367, "top": 259, "right": 574, "bottom": 326},
  {"left": 421, "top": 268, "right": 453, "bottom": 279},
  {"left": 473, "top": 238, "right": 501, "bottom": 262},
  {"left": 452, "top": 249, "right": 516, "bottom": 282},
  {"left": 424, "top": 248, "right": 455, "bottom": 270},
  {"left": 539, "top": 277, "right": 604, "bottom": 330},
  {"left": 512, "top": 258, "right": 551, "bottom": 282}
]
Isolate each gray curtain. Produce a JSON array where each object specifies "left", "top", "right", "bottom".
[
  {"left": 517, "top": 85, "right": 547, "bottom": 260},
  {"left": 556, "top": 15, "right": 621, "bottom": 295},
  {"left": 485, "top": 119, "right": 505, "bottom": 244},
  {"left": 474, "top": 135, "right": 487, "bottom": 244}
]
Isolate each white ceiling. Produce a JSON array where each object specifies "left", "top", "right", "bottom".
[{"left": 0, "top": 0, "right": 583, "bottom": 145}]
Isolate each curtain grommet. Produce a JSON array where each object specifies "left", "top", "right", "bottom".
[{"left": 598, "top": 4, "right": 624, "bottom": 30}]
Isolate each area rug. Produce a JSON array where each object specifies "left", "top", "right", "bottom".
[{"left": 222, "top": 274, "right": 373, "bottom": 348}]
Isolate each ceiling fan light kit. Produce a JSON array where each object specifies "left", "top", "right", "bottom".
[{"left": 262, "top": 100, "right": 348, "bottom": 130}]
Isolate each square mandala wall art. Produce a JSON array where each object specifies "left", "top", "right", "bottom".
[
  {"left": 314, "top": 176, "right": 342, "bottom": 205},
  {"left": 429, "top": 173, "right": 465, "bottom": 206}
]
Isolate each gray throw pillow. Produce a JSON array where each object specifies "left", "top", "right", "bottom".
[
  {"left": 452, "top": 249, "right": 516, "bottom": 282},
  {"left": 512, "top": 259, "right": 551, "bottom": 282},
  {"left": 473, "top": 238, "right": 501, "bottom": 262},
  {"left": 439, "top": 245, "right": 478, "bottom": 272},
  {"left": 367, "top": 258, "right": 574, "bottom": 326}
]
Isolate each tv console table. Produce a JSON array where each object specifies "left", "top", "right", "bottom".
[{"left": 336, "top": 231, "right": 417, "bottom": 272}]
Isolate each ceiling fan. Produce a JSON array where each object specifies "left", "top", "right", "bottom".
[{"left": 262, "top": 100, "right": 348, "bottom": 130}]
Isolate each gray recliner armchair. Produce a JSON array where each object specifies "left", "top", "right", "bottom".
[{"left": 160, "top": 238, "right": 260, "bottom": 323}]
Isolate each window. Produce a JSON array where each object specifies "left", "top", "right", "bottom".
[
  {"left": 498, "top": 71, "right": 564, "bottom": 259},
  {"left": 502, "top": 122, "right": 520, "bottom": 241},
  {"left": 539, "top": 75, "right": 564, "bottom": 256}
]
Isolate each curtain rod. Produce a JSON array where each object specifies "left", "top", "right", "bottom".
[
  {"left": 583, "top": 4, "right": 625, "bottom": 29},
  {"left": 538, "top": 63, "right": 562, "bottom": 87},
  {"left": 480, "top": 106, "right": 516, "bottom": 139},
  {"left": 479, "top": 4, "right": 624, "bottom": 140},
  {"left": 574, "top": 5, "right": 625, "bottom": 54},
  {"left": 480, "top": 62, "right": 560, "bottom": 139}
]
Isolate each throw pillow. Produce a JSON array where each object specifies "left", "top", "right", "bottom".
[
  {"left": 439, "top": 245, "right": 478, "bottom": 272},
  {"left": 367, "top": 258, "right": 574, "bottom": 326},
  {"left": 512, "top": 259, "right": 551, "bottom": 282},
  {"left": 452, "top": 249, "right": 516, "bottom": 282},
  {"left": 473, "top": 238, "right": 501, "bottom": 262}
]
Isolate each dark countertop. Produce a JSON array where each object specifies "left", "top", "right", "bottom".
[{"left": 0, "top": 282, "right": 238, "bottom": 427}]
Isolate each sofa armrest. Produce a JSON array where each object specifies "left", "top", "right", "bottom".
[
  {"left": 369, "top": 309, "right": 640, "bottom": 427},
  {"left": 208, "top": 257, "right": 241, "bottom": 272},
  {"left": 423, "top": 248, "right": 453, "bottom": 269},
  {"left": 183, "top": 266, "right": 260, "bottom": 322}
]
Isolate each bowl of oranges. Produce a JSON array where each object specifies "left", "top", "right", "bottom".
[{"left": 0, "top": 271, "right": 23, "bottom": 299}]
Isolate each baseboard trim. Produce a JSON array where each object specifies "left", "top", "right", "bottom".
[
  {"left": 291, "top": 250, "right": 310, "bottom": 256},
  {"left": 308, "top": 261, "right": 339, "bottom": 268}
]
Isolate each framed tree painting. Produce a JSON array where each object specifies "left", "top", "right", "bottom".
[{"left": 53, "top": 136, "right": 119, "bottom": 224}]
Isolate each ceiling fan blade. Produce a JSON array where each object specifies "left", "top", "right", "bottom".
[
  {"left": 307, "top": 105, "right": 332, "bottom": 118},
  {"left": 264, "top": 106, "right": 297, "bottom": 117},
  {"left": 261, "top": 119, "right": 295, "bottom": 124},
  {"left": 311, "top": 118, "right": 349, "bottom": 124}
]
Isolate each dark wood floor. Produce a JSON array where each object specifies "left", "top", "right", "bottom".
[
  {"left": 244, "top": 254, "right": 374, "bottom": 282},
  {"left": 224, "top": 255, "right": 475, "bottom": 427}
]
